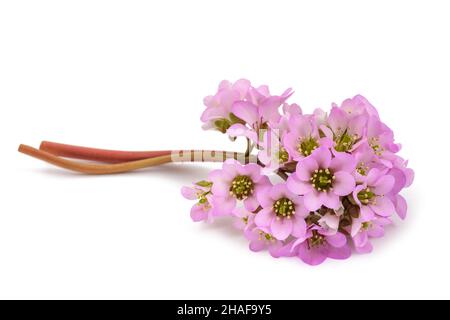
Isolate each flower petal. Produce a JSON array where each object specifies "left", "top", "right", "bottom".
[
  {"left": 369, "top": 196, "right": 395, "bottom": 217},
  {"left": 181, "top": 186, "right": 197, "bottom": 200},
  {"left": 303, "top": 191, "right": 323, "bottom": 211},
  {"left": 298, "top": 243, "right": 328, "bottom": 266},
  {"left": 394, "top": 194, "right": 407, "bottom": 220},
  {"left": 319, "top": 192, "right": 340, "bottom": 209},
  {"left": 292, "top": 217, "right": 307, "bottom": 238},
  {"left": 326, "top": 232, "right": 347, "bottom": 248},
  {"left": 373, "top": 175, "right": 395, "bottom": 195},
  {"left": 327, "top": 244, "right": 352, "bottom": 260},
  {"left": 254, "top": 207, "right": 274, "bottom": 227},
  {"left": 330, "top": 152, "right": 356, "bottom": 173},
  {"left": 231, "top": 101, "right": 259, "bottom": 124},
  {"left": 287, "top": 174, "right": 312, "bottom": 195},
  {"left": 270, "top": 217, "right": 293, "bottom": 240},
  {"left": 296, "top": 156, "right": 318, "bottom": 180},
  {"left": 332, "top": 171, "right": 356, "bottom": 196},
  {"left": 312, "top": 147, "right": 332, "bottom": 168}
]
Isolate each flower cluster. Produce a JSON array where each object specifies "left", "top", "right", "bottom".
[{"left": 183, "top": 79, "right": 414, "bottom": 266}]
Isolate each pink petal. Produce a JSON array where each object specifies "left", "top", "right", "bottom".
[
  {"left": 249, "top": 239, "right": 266, "bottom": 252},
  {"left": 181, "top": 186, "right": 197, "bottom": 200},
  {"left": 327, "top": 244, "right": 351, "bottom": 260},
  {"left": 369, "top": 196, "right": 395, "bottom": 217},
  {"left": 298, "top": 243, "right": 328, "bottom": 266},
  {"left": 256, "top": 186, "right": 273, "bottom": 208},
  {"left": 312, "top": 147, "right": 332, "bottom": 168},
  {"left": 211, "top": 196, "right": 236, "bottom": 216},
  {"left": 326, "top": 232, "right": 347, "bottom": 248},
  {"left": 330, "top": 152, "right": 356, "bottom": 173},
  {"left": 286, "top": 174, "right": 312, "bottom": 195},
  {"left": 254, "top": 207, "right": 274, "bottom": 227},
  {"left": 190, "top": 205, "right": 208, "bottom": 222},
  {"left": 303, "top": 191, "right": 323, "bottom": 211},
  {"left": 296, "top": 156, "right": 318, "bottom": 180},
  {"left": 244, "top": 196, "right": 259, "bottom": 212},
  {"left": 352, "top": 232, "right": 368, "bottom": 248},
  {"left": 319, "top": 192, "right": 340, "bottom": 209},
  {"left": 270, "top": 217, "right": 293, "bottom": 240},
  {"left": 360, "top": 205, "right": 375, "bottom": 220},
  {"left": 355, "top": 241, "right": 373, "bottom": 254},
  {"left": 394, "top": 194, "right": 407, "bottom": 220},
  {"left": 269, "top": 183, "right": 289, "bottom": 199},
  {"left": 231, "top": 101, "right": 259, "bottom": 124},
  {"left": 332, "top": 171, "right": 356, "bottom": 196},
  {"left": 291, "top": 217, "right": 307, "bottom": 238},
  {"left": 227, "top": 123, "right": 249, "bottom": 138},
  {"left": 373, "top": 175, "right": 395, "bottom": 195}
]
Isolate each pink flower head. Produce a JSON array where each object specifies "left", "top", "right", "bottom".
[
  {"left": 244, "top": 226, "right": 294, "bottom": 258},
  {"left": 181, "top": 181, "right": 215, "bottom": 222},
  {"left": 350, "top": 216, "right": 392, "bottom": 254},
  {"left": 287, "top": 147, "right": 356, "bottom": 211},
  {"left": 208, "top": 159, "right": 270, "bottom": 216},
  {"left": 231, "top": 207, "right": 255, "bottom": 230},
  {"left": 352, "top": 168, "right": 396, "bottom": 220},
  {"left": 322, "top": 106, "right": 367, "bottom": 153},
  {"left": 366, "top": 116, "right": 401, "bottom": 157},
  {"left": 283, "top": 114, "right": 333, "bottom": 160},
  {"left": 254, "top": 183, "right": 308, "bottom": 241},
  {"left": 227, "top": 86, "right": 293, "bottom": 143},
  {"left": 201, "top": 79, "right": 251, "bottom": 132},
  {"left": 291, "top": 227, "right": 351, "bottom": 266}
]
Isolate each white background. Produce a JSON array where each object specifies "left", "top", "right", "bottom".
[{"left": 0, "top": 0, "right": 448, "bottom": 299}]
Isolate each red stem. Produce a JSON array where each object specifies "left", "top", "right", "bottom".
[{"left": 40, "top": 141, "right": 171, "bottom": 163}]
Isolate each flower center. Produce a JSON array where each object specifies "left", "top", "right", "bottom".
[
  {"left": 357, "top": 162, "right": 369, "bottom": 176},
  {"left": 277, "top": 147, "right": 289, "bottom": 163},
  {"left": 230, "top": 175, "right": 254, "bottom": 200},
  {"left": 310, "top": 168, "right": 335, "bottom": 192},
  {"left": 258, "top": 230, "right": 276, "bottom": 242},
  {"left": 369, "top": 137, "right": 384, "bottom": 155},
  {"left": 361, "top": 221, "right": 372, "bottom": 231},
  {"left": 335, "top": 131, "right": 357, "bottom": 152},
  {"left": 297, "top": 137, "right": 318, "bottom": 156},
  {"left": 308, "top": 230, "right": 326, "bottom": 248},
  {"left": 357, "top": 188, "right": 375, "bottom": 205},
  {"left": 273, "top": 197, "right": 296, "bottom": 218}
]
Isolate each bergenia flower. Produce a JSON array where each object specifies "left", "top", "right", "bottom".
[
  {"left": 352, "top": 168, "right": 395, "bottom": 220},
  {"left": 244, "top": 226, "right": 293, "bottom": 258},
  {"left": 201, "top": 79, "right": 251, "bottom": 132},
  {"left": 350, "top": 216, "right": 392, "bottom": 254},
  {"left": 287, "top": 147, "right": 356, "bottom": 211},
  {"left": 181, "top": 181, "right": 215, "bottom": 222},
  {"left": 183, "top": 79, "right": 414, "bottom": 266},
  {"left": 322, "top": 106, "right": 367, "bottom": 153},
  {"left": 291, "top": 227, "right": 351, "bottom": 266},
  {"left": 227, "top": 86, "right": 293, "bottom": 143},
  {"left": 283, "top": 114, "right": 332, "bottom": 160},
  {"left": 208, "top": 159, "right": 270, "bottom": 216},
  {"left": 254, "top": 183, "right": 308, "bottom": 240}
]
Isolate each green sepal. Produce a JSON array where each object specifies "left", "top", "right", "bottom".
[
  {"left": 195, "top": 180, "right": 213, "bottom": 188},
  {"left": 214, "top": 118, "right": 231, "bottom": 133}
]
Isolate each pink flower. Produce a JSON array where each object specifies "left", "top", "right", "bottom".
[
  {"left": 352, "top": 168, "right": 396, "bottom": 220},
  {"left": 227, "top": 86, "right": 293, "bottom": 143},
  {"left": 244, "top": 226, "right": 294, "bottom": 258},
  {"left": 287, "top": 147, "right": 356, "bottom": 211},
  {"left": 201, "top": 79, "right": 251, "bottom": 132},
  {"left": 283, "top": 114, "right": 332, "bottom": 160},
  {"left": 321, "top": 106, "right": 367, "bottom": 153},
  {"left": 291, "top": 227, "right": 351, "bottom": 266},
  {"left": 181, "top": 181, "right": 215, "bottom": 222},
  {"left": 350, "top": 216, "right": 392, "bottom": 254},
  {"left": 254, "top": 183, "right": 308, "bottom": 240},
  {"left": 208, "top": 159, "right": 270, "bottom": 216},
  {"left": 231, "top": 207, "right": 255, "bottom": 230}
]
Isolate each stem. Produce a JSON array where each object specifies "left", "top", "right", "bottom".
[
  {"left": 40, "top": 141, "right": 172, "bottom": 163},
  {"left": 244, "top": 138, "right": 253, "bottom": 157},
  {"left": 18, "top": 144, "right": 255, "bottom": 175}
]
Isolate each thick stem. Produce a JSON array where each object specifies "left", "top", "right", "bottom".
[
  {"left": 40, "top": 141, "right": 171, "bottom": 163},
  {"left": 19, "top": 144, "right": 255, "bottom": 175}
]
